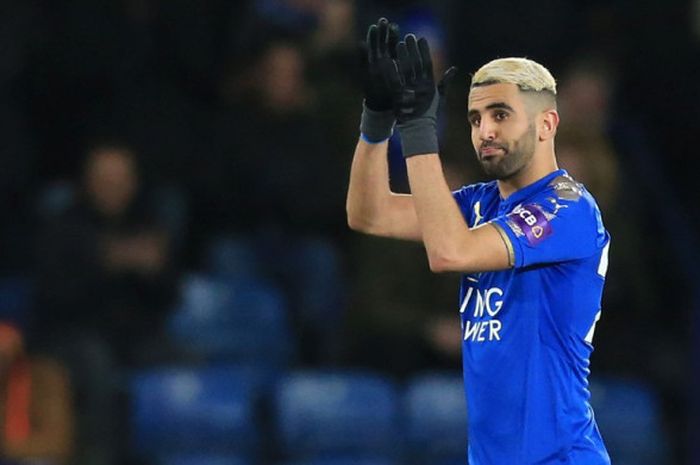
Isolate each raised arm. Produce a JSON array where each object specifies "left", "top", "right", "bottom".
[
  {"left": 345, "top": 18, "right": 421, "bottom": 241},
  {"left": 388, "top": 35, "right": 511, "bottom": 273}
]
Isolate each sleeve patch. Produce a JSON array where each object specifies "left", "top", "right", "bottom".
[
  {"left": 548, "top": 175, "right": 583, "bottom": 201},
  {"left": 505, "top": 203, "right": 552, "bottom": 246}
]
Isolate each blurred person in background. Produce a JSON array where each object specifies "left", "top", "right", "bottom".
[
  {"left": 195, "top": 33, "right": 347, "bottom": 364},
  {"left": 304, "top": 0, "right": 365, "bottom": 176},
  {"left": 32, "top": 141, "right": 181, "bottom": 465},
  {"left": 0, "top": 318, "right": 74, "bottom": 465},
  {"left": 34, "top": 142, "right": 179, "bottom": 367}
]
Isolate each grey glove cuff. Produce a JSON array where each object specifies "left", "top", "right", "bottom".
[
  {"left": 397, "top": 116, "right": 438, "bottom": 158},
  {"left": 360, "top": 102, "right": 395, "bottom": 143},
  {"left": 396, "top": 90, "right": 439, "bottom": 158}
]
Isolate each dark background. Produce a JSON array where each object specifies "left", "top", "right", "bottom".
[{"left": 0, "top": 1, "right": 698, "bottom": 465}]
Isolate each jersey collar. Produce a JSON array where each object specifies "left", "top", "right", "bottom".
[{"left": 499, "top": 169, "right": 568, "bottom": 209}]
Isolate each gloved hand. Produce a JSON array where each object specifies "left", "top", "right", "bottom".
[
  {"left": 359, "top": 18, "right": 400, "bottom": 143},
  {"left": 384, "top": 34, "right": 457, "bottom": 157}
]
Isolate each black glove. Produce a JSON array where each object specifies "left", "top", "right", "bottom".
[
  {"left": 359, "top": 18, "right": 400, "bottom": 143},
  {"left": 385, "top": 34, "right": 457, "bottom": 157}
]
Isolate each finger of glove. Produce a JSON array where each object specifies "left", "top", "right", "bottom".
[
  {"left": 396, "top": 41, "right": 414, "bottom": 84},
  {"left": 405, "top": 34, "right": 423, "bottom": 82},
  {"left": 382, "top": 58, "right": 403, "bottom": 91},
  {"left": 438, "top": 66, "right": 458, "bottom": 95},
  {"left": 417, "top": 37, "right": 434, "bottom": 80},
  {"left": 387, "top": 22, "right": 400, "bottom": 59},
  {"left": 367, "top": 25, "right": 378, "bottom": 64},
  {"left": 377, "top": 18, "right": 389, "bottom": 58}
]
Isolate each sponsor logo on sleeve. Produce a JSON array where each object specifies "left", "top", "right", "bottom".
[{"left": 505, "top": 203, "right": 552, "bottom": 245}]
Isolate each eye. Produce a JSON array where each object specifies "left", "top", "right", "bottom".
[
  {"left": 469, "top": 116, "right": 481, "bottom": 127},
  {"left": 494, "top": 111, "right": 509, "bottom": 121}
]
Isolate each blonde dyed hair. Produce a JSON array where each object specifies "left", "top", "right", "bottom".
[{"left": 471, "top": 57, "right": 557, "bottom": 96}]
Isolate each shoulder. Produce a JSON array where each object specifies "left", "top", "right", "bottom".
[
  {"left": 546, "top": 173, "right": 589, "bottom": 203},
  {"left": 536, "top": 173, "right": 603, "bottom": 220},
  {"left": 536, "top": 173, "right": 607, "bottom": 243},
  {"left": 502, "top": 173, "right": 607, "bottom": 248}
]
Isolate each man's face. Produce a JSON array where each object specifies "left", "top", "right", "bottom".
[
  {"left": 85, "top": 149, "right": 138, "bottom": 217},
  {"left": 467, "top": 83, "right": 538, "bottom": 180},
  {"left": 261, "top": 43, "right": 305, "bottom": 110}
]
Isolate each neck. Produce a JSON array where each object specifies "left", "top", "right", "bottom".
[{"left": 497, "top": 147, "right": 558, "bottom": 199}]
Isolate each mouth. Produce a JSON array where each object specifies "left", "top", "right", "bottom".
[{"left": 479, "top": 146, "right": 506, "bottom": 160}]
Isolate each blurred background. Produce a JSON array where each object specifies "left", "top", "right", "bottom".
[{"left": 0, "top": 0, "right": 698, "bottom": 465}]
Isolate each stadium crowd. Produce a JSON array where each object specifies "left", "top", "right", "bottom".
[{"left": 0, "top": 1, "right": 697, "bottom": 464}]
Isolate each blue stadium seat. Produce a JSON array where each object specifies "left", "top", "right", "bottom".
[
  {"left": 130, "top": 365, "right": 263, "bottom": 459},
  {"left": 403, "top": 372, "right": 467, "bottom": 465},
  {"left": 204, "top": 236, "right": 261, "bottom": 280},
  {"left": 167, "top": 273, "right": 295, "bottom": 366},
  {"left": 274, "top": 370, "right": 400, "bottom": 458},
  {"left": 589, "top": 376, "right": 670, "bottom": 465}
]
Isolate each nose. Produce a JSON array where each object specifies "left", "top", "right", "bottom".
[{"left": 479, "top": 120, "right": 497, "bottom": 142}]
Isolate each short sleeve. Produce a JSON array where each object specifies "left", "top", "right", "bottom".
[{"left": 491, "top": 191, "right": 607, "bottom": 269}]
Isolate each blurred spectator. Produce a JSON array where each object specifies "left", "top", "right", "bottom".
[
  {"left": 557, "top": 55, "right": 616, "bottom": 136},
  {"left": 309, "top": 0, "right": 357, "bottom": 54},
  {"left": 200, "top": 35, "right": 343, "bottom": 235},
  {"left": 194, "top": 35, "right": 348, "bottom": 364},
  {"left": 32, "top": 141, "right": 184, "bottom": 465},
  {"left": 34, "top": 142, "right": 180, "bottom": 366},
  {"left": 304, "top": 1, "right": 364, "bottom": 205},
  {"left": 0, "top": 320, "right": 74, "bottom": 465}
]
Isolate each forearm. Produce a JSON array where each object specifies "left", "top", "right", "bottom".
[
  {"left": 346, "top": 139, "right": 420, "bottom": 239},
  {"left": 346, "top": 138, "right": 391, "bottom": 228},
  {"left": 405, "top": 154, "right": 472, "bottom": 270},
  {"left": 405, "top": 154, "right": 510, "bottom": 272}
]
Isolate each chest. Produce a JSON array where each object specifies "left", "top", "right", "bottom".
[
  {"left": 458, "top": 267, "right": 546, "bottom": 346},
  {"left": 465, "top": 193, "right": 515, "bottom": 229}
]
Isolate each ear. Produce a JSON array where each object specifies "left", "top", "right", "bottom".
[{"left": 539, "top": 109, "right": 559, "bottom": 142}]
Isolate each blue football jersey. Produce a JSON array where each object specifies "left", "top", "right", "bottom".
[{"left": 452, "top": 169, "right": 611, "bottom": 465}]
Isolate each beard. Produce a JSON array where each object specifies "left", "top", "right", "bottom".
[{"left": 478, "top": 123, "right": 537, "bottom": 180}]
